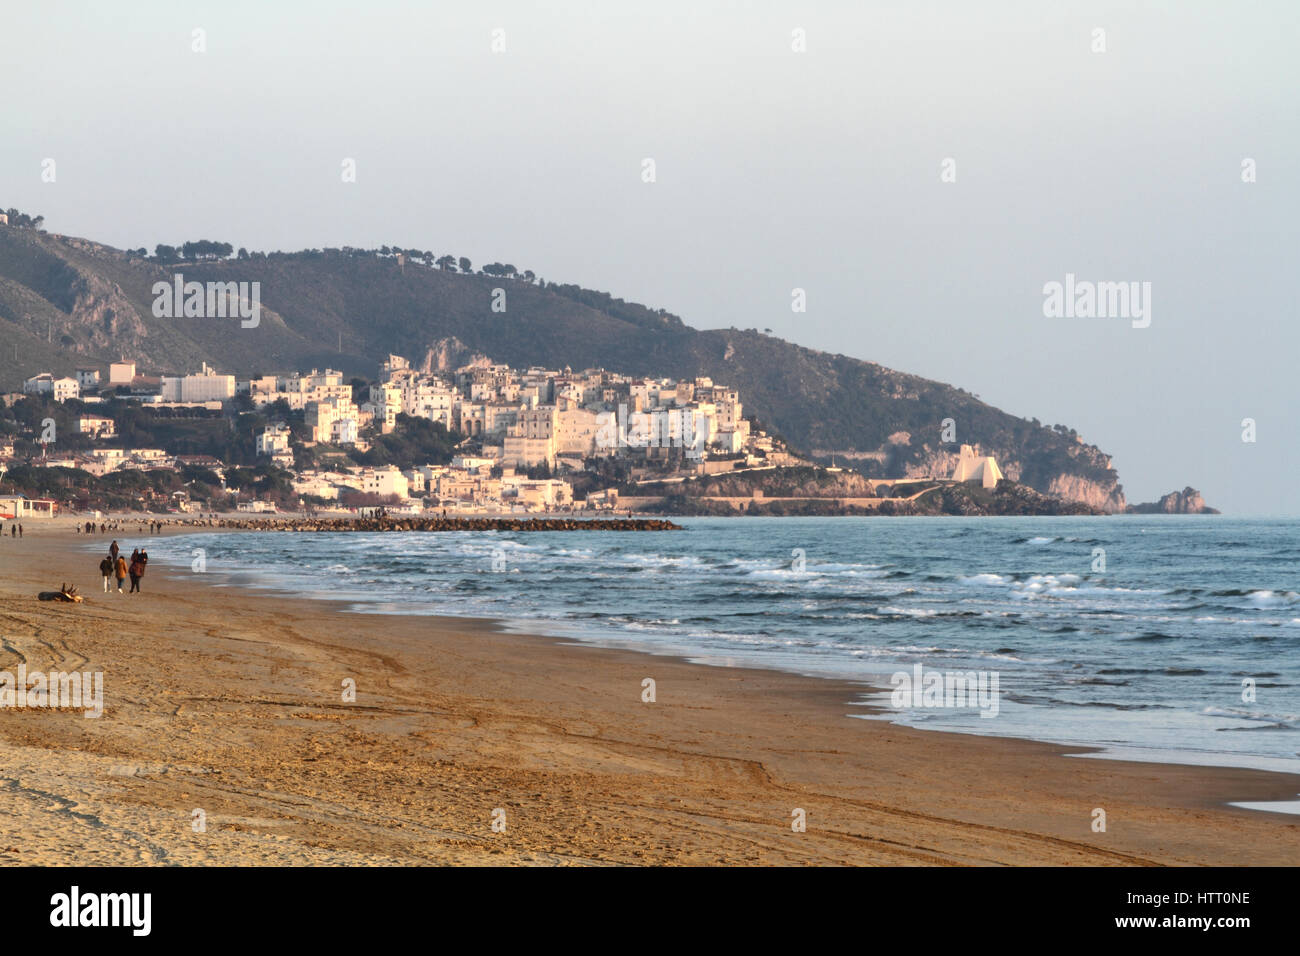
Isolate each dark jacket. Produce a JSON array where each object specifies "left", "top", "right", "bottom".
[{"left": 99, "top": 557, "right": 113, "bottom": 576}]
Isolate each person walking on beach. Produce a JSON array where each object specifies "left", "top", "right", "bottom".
[
  {"left": 109, "top": 539, "right": 119, "bottom": 562},
  {"left": 99, "top": 554, "right": 114, "bottom": 592},
  {"left": 128, "top": 550, "right": 145, "bottom": 593},
  {"left": 113, "top": 554, "right": 128, "bottom": 593}
]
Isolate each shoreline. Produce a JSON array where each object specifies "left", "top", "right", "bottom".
[
  {"left": 1, "top": 518, "right": 1297, "bottom": 864},
  {"left": 137, "top": 520, "right": 1299, "bottom": 782}
]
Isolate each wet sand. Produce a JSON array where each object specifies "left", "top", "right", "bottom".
[{"left": 0, "top": 519, "right": 1296, "bottom": 865}]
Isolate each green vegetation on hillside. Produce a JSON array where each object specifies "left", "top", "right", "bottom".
[{"left": 351, "top": 415, "right": 459, "bottom": 470}]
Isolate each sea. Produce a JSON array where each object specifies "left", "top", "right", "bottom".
[{"left": 131, "top": 516, "right": 1300, "bottom": 786}]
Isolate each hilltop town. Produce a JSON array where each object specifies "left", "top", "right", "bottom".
[
  {"left": 0, "top": 213, "right": 1134, "bottom": 513},
  {"left": 0, "top": 354, "right": 1074, "bottom": 520},
  {"left": 4, "top": 355, "right": 795, "bottom": 516}
]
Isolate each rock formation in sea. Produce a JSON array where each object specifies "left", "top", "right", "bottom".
[{"left": 1125, "top": 487, "right": 1220, "bottom": 514}]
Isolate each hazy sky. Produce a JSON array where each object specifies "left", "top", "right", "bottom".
[{"left": 4, "top": 1, "right": 1297, "bottom": 513}]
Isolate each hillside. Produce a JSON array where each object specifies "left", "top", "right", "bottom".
[{"left": 0, "top": 222, "right": 1125, "bottom": 510}]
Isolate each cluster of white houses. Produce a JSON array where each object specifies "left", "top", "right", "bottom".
[
  {"left": 21, "top": 354, "right": 771, "bottom": 470},
  {"left": 248, "top": 354, "right": 768, "bottom": 471},
  {"left": 24, "top": 361, "right": 235, "bottom": 408},
  {"left": 240, "top": 353, "right": 783, "bottom": 512},
  {"left": 7, "top": 354, "right": 1009, "bottom": 517},
  {"left": 280, "top": 457, "right": 574, "bottom": 514},
  {"left": 9, "top": 353, "right": 780, "bottom": 514}
]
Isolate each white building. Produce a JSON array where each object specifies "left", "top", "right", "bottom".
[
  {"left": 368, "top": 382, "right": 401, "bottom": 434},
  {"left": 356, "top": 466, "right": 409, "bottom": 500},
  {"left": 109, "top": 361, "right": 137, "bottom": 385},
  {"left": 403, "top": 383, "right": 455, "bottom": 428},
  {"left": 502, "top": 405, "right": 557, "bottom": 467},
  {"left": 256, "top": 423, "right": 292, "bottom": 458},
  {"left": 242, "top": 375, "right": 279, "bottom": 405},
  {"left": 279, "top": 369, "right": 351, "bottom": 410},
  {"left": 160, "top": 363, "right": 235, "bottom": 403},
  {"left": 380, "top": 354, "right": 411, "bottom": 379},
  {"left": 78, "top": 416, "right": 116, "bottom": 438},
  {"left": 0, "top": 495, "right": 57, "bottom": 519},
  {"left": 950, "top": 445, "right": 1005, "bottom": 490},
  {"left": 306, "top": 398, "right": 359, "bottom": 444},
  {"left": 22, "top": 372, "right": 51, "bottom": 396},
  {"left": 712, "top": 428, "right": 746, "bottom": 455},
  {"left": 403, "top": 468, "right": 427, "bottom": 494},
  {"left": 450, "top": 455, "right": 495, "bottom": 475},
  {"left": 91, "top": 448, "right": 127, "bottom": 465},
  {"left": 331, "top": 418, "right": 359, "bottom": 445},
  {"left": 291, "top": 472, "right": 340, "bottom": 500},
  {"left": 502, "top": 475, "right": 573, "bottom": 510},
  {"left": 455, "top": 401, "right": 486, "bottom": 437},
  {"left": 554, "top": 402, "right": 602, "bottom": 455},
  {"left": 23, "top": 374, "right": 80, "bottom": 403},
  {"left": 128, "top": 448, "right": 169, "bottom": 464}
]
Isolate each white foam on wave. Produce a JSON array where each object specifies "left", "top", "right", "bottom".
[
  {"left": 879, "top": 605, "right": 939, "bottom": 618},
  {"left": 1246, "top": 589, "right": 1300, "bottom": 607},
  {"left": 961, "top": 571, "right": 1168, "bottom": 603},
  {"left": 960, "top": 573, "right": 1009, "bottom": 586},
  {"left": 745, "top": 567, "right": 811, "bottom": 581},
  {"left": 1202, "top": 706, "right": 1299, "bottom": 726},
  {"left": 621, "top": 553, "right": 708, "bottom": 570}
]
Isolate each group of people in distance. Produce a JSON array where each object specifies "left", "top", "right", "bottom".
[
  {"left": 79, "top": 520, "right": 164, "bottom": 535},
  {"left": 99, "top": 539, "right": 148, "bottom": 594}
]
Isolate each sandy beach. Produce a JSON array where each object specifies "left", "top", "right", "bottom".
[{"left": 0, "top": 518, "right": 1296, "bottom": 865}]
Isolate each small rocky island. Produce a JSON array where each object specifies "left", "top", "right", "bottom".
[{"left": 1125, "top": 487, "right": 1220, "bottom": 515}]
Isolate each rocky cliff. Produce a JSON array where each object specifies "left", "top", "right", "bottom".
[{"left": 877, "top": 436, "right": 1125, "bottom": 513}]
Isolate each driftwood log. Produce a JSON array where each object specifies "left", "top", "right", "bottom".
[{"left": 37, "top": 583, "right": 83, "bottom": 603}]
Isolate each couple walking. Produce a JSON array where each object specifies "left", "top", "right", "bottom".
[{"left": 100, "top": 542, "right": 148, "bottom": 593}]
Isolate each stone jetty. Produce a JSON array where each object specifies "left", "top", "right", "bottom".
[{"left": 175, "top": 516, "right": 681, "bottom": 533}]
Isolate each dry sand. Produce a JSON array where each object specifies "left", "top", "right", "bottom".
[{"left": 0, "top": 519, "right": 1296, "bottom": 865}]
